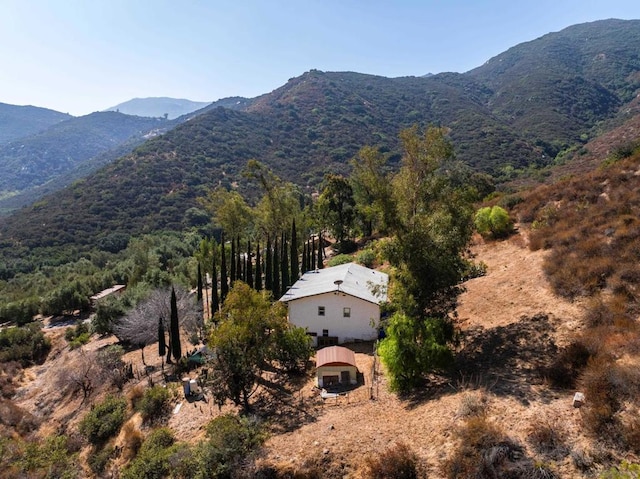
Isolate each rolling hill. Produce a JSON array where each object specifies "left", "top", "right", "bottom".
[
  {"left": 0, "top": 112, "right": 176, "bottom": 214},
  {"left": 0, "top": 102, "right": 71, "bottom": 145}
]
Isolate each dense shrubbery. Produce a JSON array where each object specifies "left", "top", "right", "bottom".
[
  {"left": 64, "top": 322, "right": 91, "bottom": 349},
  {"left": 0, "top": 322, "right": 50, "bottom": 365},
  {"left": 79, "top": 395, "right": 127, "bottom": 445},
  {"left": 121, "top": 415, "right": 265, "bottom": 479},
  {"left": 136, "top": 385, "right": 171, "bottom": 423},
  {"left": 2, "top": 434, "right": 82, "bottom": 478}
]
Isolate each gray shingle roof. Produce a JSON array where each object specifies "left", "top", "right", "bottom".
[{"left": 279, "top": 262, "right": 388, "bottom": 304}]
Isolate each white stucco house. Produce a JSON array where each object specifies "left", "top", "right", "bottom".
[{"left": 279, "top": 262, "right": 388, "bottom": 347}]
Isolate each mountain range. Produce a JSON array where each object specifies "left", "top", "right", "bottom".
[
  {"left": 104, "top": 97, "right": 212, "bottom": 119},
  {"left": 1, "top": 18, "right": 639, "bottom": 274}
]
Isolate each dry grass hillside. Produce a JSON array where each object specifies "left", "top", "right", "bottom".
[{"left": 5, "top": 226, "right": 631, "bottom": 478}]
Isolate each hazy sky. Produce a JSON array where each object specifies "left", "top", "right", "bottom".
[{"left": 1, "top": 0, "right": 638, "bottom": 116}]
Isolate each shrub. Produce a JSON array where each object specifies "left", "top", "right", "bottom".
[
  {"left": 88, "top": 445, "right": 114, "bottom": 474},
  {"left": 137, "top": 385, "right": 171, "bottom": 423},
  {"left": 456, "top": 391, "right": 489, "bottom": 418},
  {"left": 194, "top": 414, "right": 266, "bottom": 478},
  {"left": 327, "top": 254, "right": 353, "bottom": 267},
  {"left": 474, "top": 206, "right": 513, "bottom": 239},
  {"left": 120, "top": 422, "right": 143, "bottom": 461},
  {"left": 600, "top": 461, "right": 640, "bottom": 478},
  {"left": 443, "top": 416, "right": 522, "bottom": 479},
  {"left": 544, "top": 340, "right": 591, "bottom": 389},
  {"left": 363, "top": 442, "right": 419, "bottom": 479},
  {"left": 16, "top": 434, "right": 81, "bottom": 478},
  {"left": 79, "top": 395, "right": 127, "bottom": 445},
  {"left": 579, "top": 355, "right": 640, "bottom": 444},
  {"left": 526, "top": 419, "right": 569, "bottom": 459},
  {"left": 0, "top": 323, "right": 50, "bottom": 365},
  {"left": 120, "top": 427, "right": 183, "bottom": 479},
  {"left": 356, "top": 249, "right": 376, "bottom": 268}
]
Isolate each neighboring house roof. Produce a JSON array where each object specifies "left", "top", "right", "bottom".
[
  {"left": 279, "top": 262, "right": 388, "bottom": 304},
  {"left": 90, "top": 284, "right": 126, "bottom": 302},
  {"left": 316, "top": 345, "right": 357, "bottom": 368}
]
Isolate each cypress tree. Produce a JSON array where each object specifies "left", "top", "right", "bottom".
[
  {"left": 246, "top": 240, "right": 253, "bottom": 288},
  {"left": 197, "top": 263, "right": 203, "bottom": 302},
  {"left": 273, "top": 234, "right": 280, "bottom": 299},
  {"left": 255, "top": 241, "right": 262, "bottom": 291},
  {"left": 230, "top": 236, "right": 236, "bottom": 284},
  {"left": 265, "top": 235, "right": 273, "bottom": 293},
  {"left": 281, "top": 231, "right": 289, "bottom": 292},
  {"left": 170, "top": 287, "right": 181, "bottom": 360},
  {"left": 236, "top": 236, "right": 242, "bottom": 284},
  {"left": 302, "top": 240, "right": 308, "bottom": 273},
  {"left": 211, "top": 248, "right": 219, "bottom": 318},
  {"left": 158, "top": 317, "right": 166, "bottom": 358},
  {"left": 290, "top": 219, "right": 299, "bottom": 283},
  {"left": 220, "top": 233, "right": 228, "bottom": 302},
  {"left": 317, "top": 232, "right": 324, "bottom": 269}
]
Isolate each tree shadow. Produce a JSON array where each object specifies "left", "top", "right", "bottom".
[
  {"left": 402, "top": 313, "right": 560, "bottom": 408},
  {"left": 252, "top": 372, "right": 320, "bottom": 434}
]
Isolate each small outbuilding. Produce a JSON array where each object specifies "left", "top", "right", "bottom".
[{"left": 316, "top": 345, "right": 358, "bottom": 388}]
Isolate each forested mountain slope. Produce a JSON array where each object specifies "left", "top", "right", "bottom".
[
  {"left": 0, "top": 102, "right": 71, "bottom": 145},
  {"left": 1, "top": 19, "right": 639, "bottom": 274}
]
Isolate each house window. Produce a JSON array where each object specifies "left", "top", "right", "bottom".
[
  {"left": 318, "top": 306, "right": 325, "bottom": 316},
  {"left": 343, "top": 307, "right": 351, "bottom": 318},
  {"left": 322, "top": 329, "right": 329, "bottom": 337}
]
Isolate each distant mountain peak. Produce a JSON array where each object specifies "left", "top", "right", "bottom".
[{"left": 104, "top": 97, "right": 211, "bottom": 119}]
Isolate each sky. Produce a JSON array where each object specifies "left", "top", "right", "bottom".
[{"left": 1, "top": 0, "right": 639, "bottom": 116}]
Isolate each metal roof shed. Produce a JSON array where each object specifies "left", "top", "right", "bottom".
[{"left": 316, "top": 345, "right": 358, "bottom": 388}]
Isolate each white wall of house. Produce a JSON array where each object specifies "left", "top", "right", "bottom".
[{"left": 287, "top": 291, "right": 380, "bottom": 346}]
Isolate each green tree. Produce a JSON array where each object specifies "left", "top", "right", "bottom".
[
  {"left": 199, "top": 188, "right": 252, "bottom": 239},
  {"left": 265, "top": 234, "right": 273, "bottom": 294},
  {"left": 290, "top": 219, "right": 299, "bottom": 283},
  {"left": 254, "top": 241, "right": 262, "bottom": 291},
  {"left": 220, "top": 233, "right": 228, "bottom": 302},
  {"left": 350, "top": 145, "right": 395, "bottom": 235},
  {"left": 378, "top": 312, "right": 453, "bottom": 392},
  {"left": 170, "top": 286, "right": 182, "bottom": 361},
  {"left": 206, "top": 283, "right": 288, "bottom": 411},
  {"left": 211, "top": 245, "right": 220, "bottom": 317},
  {"left": 197, "top": 262, "right": 203, "bottom": 302},
  {"left": 158, "top": 317, "right": 166, "bottom": 359},
  {"left": 376, "top": 126, "right": 474, "bottom": 390},
  {"left": 273, "top": 325, "right": 313, "bottom": 374},
  {"left": 246, "top": 240, "right": 253, "bottom": 288},
  {"left": 317, "top": 174, "right": 356, "bottom": 246},
  {"left": 272, "top": 235, "right": 280, "bottom": 299},
  {"left": 281, "top": 231, "right": 289, "bottom": 292},
  {"left": 244, "top": 160, "right": 301, "bottom": 236}
]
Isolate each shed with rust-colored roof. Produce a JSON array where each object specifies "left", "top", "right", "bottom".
[{"left": 316, "top": 345, "right": 358, "bottom": 388}]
